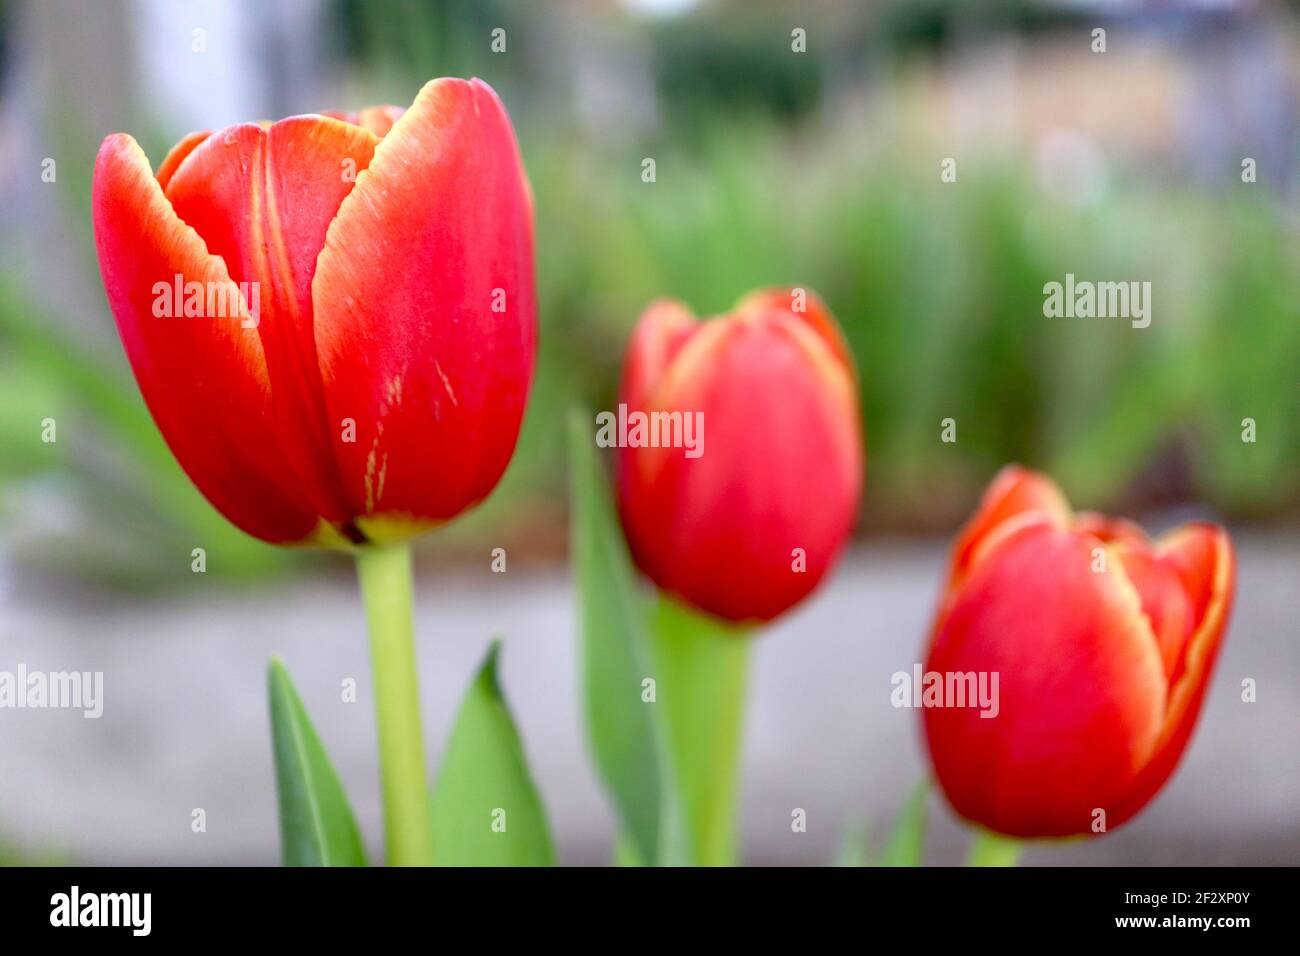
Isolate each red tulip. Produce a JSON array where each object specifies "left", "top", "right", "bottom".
[
  {"left": 923, "top": 466, "right": 1236, "bottom": 837},
  {"left": 614, "top": 288, "right": 863, "bottom": 623},
  {"left": 93, "top": 78, "right": 535, "bottom": 546}
]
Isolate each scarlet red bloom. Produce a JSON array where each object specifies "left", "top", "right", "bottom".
[
  {"left": 615, "top": 288, "right": 863, "bottom": 623},
  {"left": 923, "top": 466, "right": 1236, "bottom": 837},
  {"left": 93, "top": 78, "right": 536, "bottom": 546}
]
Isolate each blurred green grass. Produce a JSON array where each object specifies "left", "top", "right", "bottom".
[
  {"left": 510, "top": 129, "right": 1300, "bottom": 534},
  {"left": 1, "top": 0, "right": 1296, "bottom": 589}
]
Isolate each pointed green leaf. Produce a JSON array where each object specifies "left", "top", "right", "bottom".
[
  {"left": 429, "top": 641, "right": 556, "bottom": 866},
  {"left": 568, "top": 406, "right": 665, "bottom": 864},
  {"left": 267, "top": 658, "right": 367, "bottom": 867},
  {"left": 879, "top": 779, "right": 931, "bottom": 867}
]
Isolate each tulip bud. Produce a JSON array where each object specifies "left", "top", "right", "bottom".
[
  {"left": 923, "top": 466, "right": 1236, "bottom": 837},
  {"left": 92, "top": 78, "right": 535, "bottom": 546},
  {"left": 614, "top": 288, "right": 863, "bottom": 623}
]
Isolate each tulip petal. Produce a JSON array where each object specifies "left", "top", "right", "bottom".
[
  {"left": 947, "top": 465, "right": 1071, "bottom": 589},
  {"left": 357, "top": 105, "right": 405, "bottom": 137},
  {"left": 320, "top": 106, "right": 405, "bottom": 138},
  {"left": 319, "top": 109, "right": 360, "bottom": 125},
  {"left": 165, "top": 115, "right": 381, "bottom": 529},
  {"left": 924, "top": 522, "right": 1167, "bottom": 837},
  {"left": 1074, "top": 511, "right": 1148, "bottom": 547},
  {"left": 155, "top": 130, "right": 211, "bottom": 190},
  {"left": 619, "top": 299, "right": 699, "bottom": 413},
  {"left": 1108, "top": 541, "right": 1194, "bottom": 680},
  {"left": 312, "top": 78, "right": 536, "bottom": 538},
  {"left": 1110, "top": 523, "right": 1235, "bottom": 826},
  {"left": 93, "top": 134, "right": 319, "bottom": 542},
  {"left": 735, "top": 286, "right": 855, "bottom": 373}
]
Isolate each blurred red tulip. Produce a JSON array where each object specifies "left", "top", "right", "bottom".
[
  {"left": 923, "top": 466, "right": 1236, "bottom": 837},
  {"left": 614, "top": 288, "right": 863, "bottom": 623},
  {"left": 93, "top": 78, "right": 535, "bottom": 546}
]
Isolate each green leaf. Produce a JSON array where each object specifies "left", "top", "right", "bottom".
[
  {"left": 879, "top": 779, "right": 931, "bottom": 867},
  {"left": 568, "top": 407, "right": 666, "bottom": 865},
  {"left": 429, "top": 641, "right": 556, "bottom": 866},
  {"left": 267, "top": 658, "right": 367, "bottom": 867},
  {"left": 833, "top": 819, "right": 871, "bottom": 867},
  {"left": 612, "top": 831, "right": 646, "bottom": 867}
]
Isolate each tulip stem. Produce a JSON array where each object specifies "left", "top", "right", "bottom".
[
  {"left": 356, "top": 542, "right": 434, "bottom": 866},
  {"left": 650, "top": 596, "right": 751, "bottom": 867},
  {"left": 966, "top": 829, "right": 1024, "bottom": 867}
]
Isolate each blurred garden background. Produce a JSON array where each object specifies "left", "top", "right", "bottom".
[{"left": 0, "top": 0, "right": 1297, "bottom": 865}]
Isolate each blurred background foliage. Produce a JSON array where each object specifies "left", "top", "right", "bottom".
[{"left": 0, "top": 0, "right": 1296, "bottom": 590}]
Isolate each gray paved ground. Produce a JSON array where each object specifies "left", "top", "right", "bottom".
[{"left": 0, "top": 532, "right": 1296, "bottom": 865}]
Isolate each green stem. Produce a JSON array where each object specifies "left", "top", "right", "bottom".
[
  {"left": 356, "top": 542, "right": 433, "bottom": 866},
  {"left": 966, "top": 828, "right": 1024, "bottom": 867},
  {"left": 650, "top": 596, "right": 751, "bottom": 867}
]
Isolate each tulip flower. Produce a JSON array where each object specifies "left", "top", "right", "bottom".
[
  {"left": 604, "top": 287, "right": 862, "bottom": 865},
  {"left": 93, "top": 77, "right": 535, "bottom": 547},
  {"left": 615, "top": 287, "right": 863, "bottom": 623},
  {"left": 92, "top": 78, "right": 536, "bottom": 866},
  {"left": 923, "top": 466, "right": 1235, "bottom": 843}
]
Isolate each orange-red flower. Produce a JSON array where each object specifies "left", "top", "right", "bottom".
[
  {"left": 923, "top": 466, "right": 1236, "bottom": 837},
  {"left": 93, "top": 78, "right": 535, "bottom": 546},
  {"left": 615, "top": 288, "right": 863, "bottom": 623}
]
